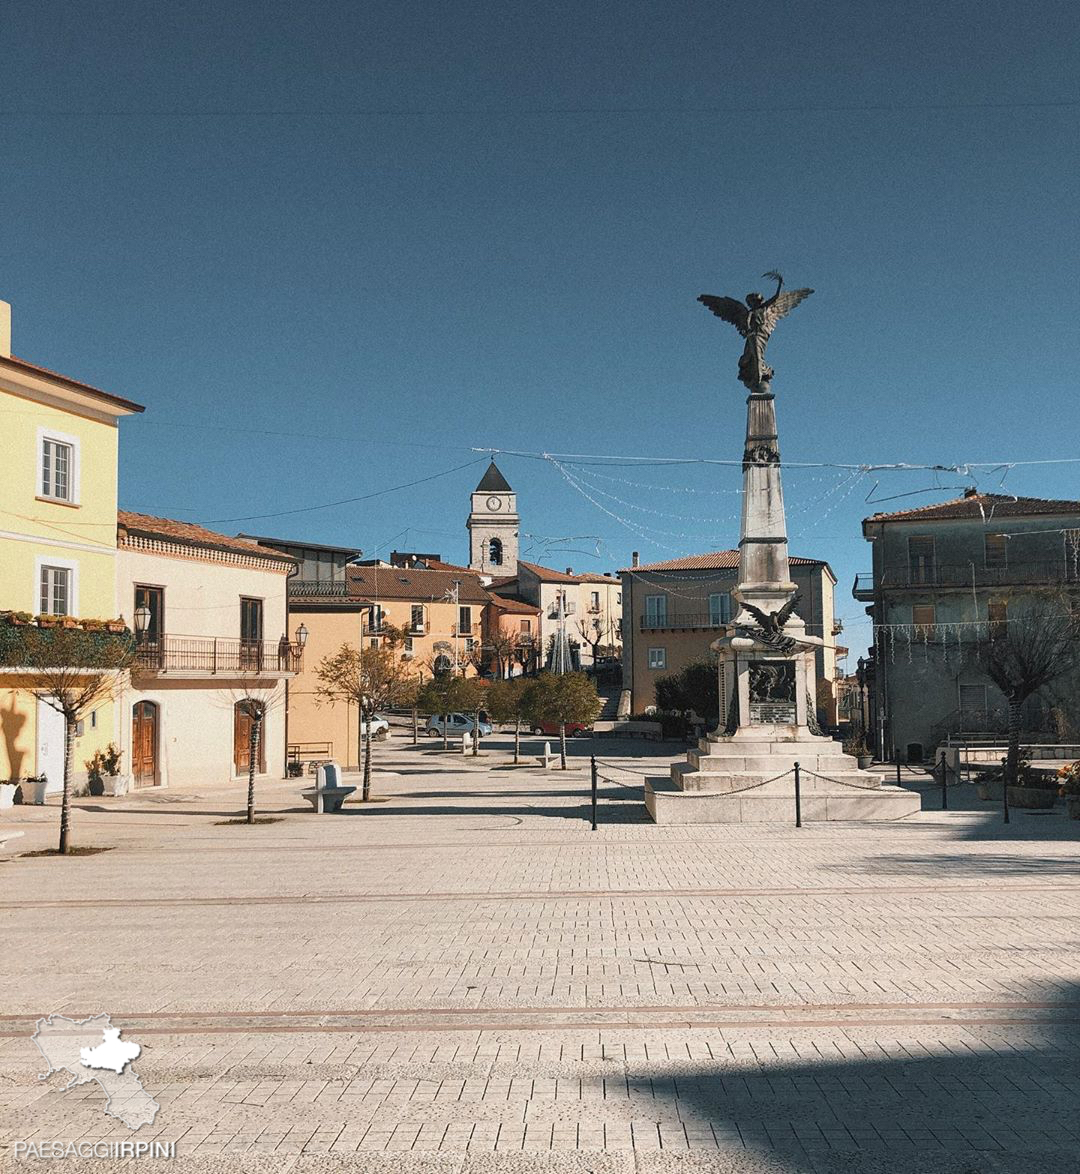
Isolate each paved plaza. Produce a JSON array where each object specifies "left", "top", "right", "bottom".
[{"left": 2, "top": 734, "right": 1080, "bottom": 1173}]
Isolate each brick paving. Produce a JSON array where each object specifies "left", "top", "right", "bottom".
[{"left": 1, "top": 734, "right": 1079, "bottom": 1172}]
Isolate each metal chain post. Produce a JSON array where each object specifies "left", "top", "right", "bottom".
[
  {"left": 794, "top": 761, "right": 802, "bottom": 828},
  {"left": 590, "top": 756, "right": 598, "bottom": 831}
]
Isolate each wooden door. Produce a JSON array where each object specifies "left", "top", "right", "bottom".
[
  {"left": 234, "top": 702, "right": 265, "bottom": 776},
  {"left": 132, "top": 701, "right": 158, "bottom": 788}
]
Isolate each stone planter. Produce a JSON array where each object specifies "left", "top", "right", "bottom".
[
  {"left": 1067, "top": 796, "right": 1080, "bottom": 820},
  {"left": 102, "top": 773, "right": 130, "bottom": 797},
  {"left": 19, "top": 777, "right": 48, "bottom": 805},
  {"left": 976, "top": 781, "right": 1004, "bottom": 801},
  {"left": 1007, "top": 785, "right": 1056, "bottom": 810},
  {"left": 857, "top": 755, "right": 874, "bottom": 770},
  {"left": 0, "top": 782, "right": 17, "bottom": 809}
]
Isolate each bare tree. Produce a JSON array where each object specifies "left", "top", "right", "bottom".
[
  {"left": 484, "top": 629, "right": 518, "bottom": 680},
  {"left": 980, "top": 593, "right": 1080, "bottom": 794},
  {"left": 315, "top": 623, "right": 414, "bottom": 800},
  {"left": 9, "top": 624, "right": 135, "bottom": 854}
]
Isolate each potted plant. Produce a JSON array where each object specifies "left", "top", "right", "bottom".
[
  {"left": 105, "top": 619, "right": 127, "bottom": 634},
  {"left": 1006, "top": 760, "right": 1057, "bottom": 810},
  {"left": 80, "top": 618, "right": 106, "bottom": 632},
  {"left": 1057, "top": 762, "right": 1080, "bottom": 820},
  {"left": 8, "top": 611, "right": 33, "bottom": 626},
  {"left": 19, "top": 774, "right": 48, "bottom": 805},
  {"left": 35, "top": 614, "right": 60, "bottom": 629},
  {"left": 59, "top": 616, "right": 80, "bottom": 630},
  {"left": 85, "top": 750, "right": 106, "bottom": 797},
  {"left": 843, "top": 733, "right": 873, "bottom": 770},
  {"left": 0, "top": 778, "right": 18, "bottom": 808},
  {"left": 87, "top": 743, "right": 129, "bottom": 797}
]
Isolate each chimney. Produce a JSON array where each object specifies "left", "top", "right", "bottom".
[
  {"left": 0, "top": 300, "right": 10, "bottom": 358},
  {"left": 963, "top": 487, "right": 979, "bottom": 499},
  {"left": 566, "top": 567, "right": 573, "bottom": 575},
  {"left": 631, "top": 551, "right": 639, "bottom": 568}
]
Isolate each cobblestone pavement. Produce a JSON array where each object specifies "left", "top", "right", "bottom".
[{"left": 2, "top": 735, "right": 1079, "bottom": 1173}]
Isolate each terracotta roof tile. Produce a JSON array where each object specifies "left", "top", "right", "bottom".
[
  {"left": 865, "top": 492, "right": 1080, "bottom": 523},
  {"left": 489, "top": 595, "right": 542, "bottom": 615},
  {"left": 517, "top": 560, "right": 618, "bottom": 585},
  {"left": 623, "top": 549, "right": 826, "bottom": 572},
  {"left": 118, "top": 511, "right": 296, "bottom": 562},
  {"left": 345, "top": 566, "right": 494, "bottom": 604},
  {"left": 4, "top": 354, "right": 145, "bottom": 413}
]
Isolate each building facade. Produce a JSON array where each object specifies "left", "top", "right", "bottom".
[
  {"left": 117, "top": 512, "right": 300, "bottom": 788},
  {"left": 621, "top": 550, "right": 838, "bottom": 717},
  {"left": 287, "top": 564, "right": 497, "bottom": 767},
  {"left": 854, "top": 490, "right": 1080, "bottom": 762},
  {"left": 490, "top": 561, "right": 622, "bottom": 669},
  {"left": 0, "top": 299, "right": 145, "bottom": 792}
]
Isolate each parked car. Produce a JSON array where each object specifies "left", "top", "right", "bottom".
[
  {"left": 425, "top": 712, "right": 493, "bottom": 738},
  {"left": 530, "top": 720, "right": 592, "bottom": 737},
  {"left": 363, "top": 714, "right": 390, "bottom": 739}
]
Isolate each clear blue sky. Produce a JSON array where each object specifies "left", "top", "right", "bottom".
[{"left": 3, "top": 1, "right": 1078, "bottom": 656}]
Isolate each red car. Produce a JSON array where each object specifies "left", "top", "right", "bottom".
[{"left": 531, "top": 721, "right": 591, "bottom": 737}]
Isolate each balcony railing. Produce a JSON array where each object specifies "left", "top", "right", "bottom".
[
  {"left": 640, "top": 612, "right": 726, "bottom": 631},
  {"left": 859, "top": 561, "right": 1078, "bottom": 595},
  {"left": 288, "top": 580, "right": 350, "bottom": 597},
  {"left": 134, "top": 635, "right": 302, "bottom": 675}
]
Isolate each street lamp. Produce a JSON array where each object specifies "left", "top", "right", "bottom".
[
  {"left": 295, "top": 622, "right": 308, "bottom": 649},
  {"left": 134, "top": 603, "right": 151, "bottom": 641}
]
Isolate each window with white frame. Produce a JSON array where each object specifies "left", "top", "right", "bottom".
[
  {"left": 645, "top": 594, "right": 668, "bottom": 626},
  {"left": 648, "top": 647, "right": 666, "bottom": 670},
  {"left": 39, "top": 565, "right": 73, "bottom": 616},
  {"left": 39, "top": 433, "right": 77, "bottom": 503}
]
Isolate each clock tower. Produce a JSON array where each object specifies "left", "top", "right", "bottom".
[{"left": 468, "top": 461, "right": 519, "bottom": 574}]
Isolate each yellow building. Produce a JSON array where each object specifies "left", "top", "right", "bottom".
[{"left": 0, "top": 299, "right": 145, "bottom": 792}]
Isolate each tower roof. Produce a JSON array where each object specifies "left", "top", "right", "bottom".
[{"left": 475, "top": 461, "right": 512, "bottom": 492}]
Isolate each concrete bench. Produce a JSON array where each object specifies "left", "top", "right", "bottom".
[
  {"left": 300, "top": 763, "right": 356, "bottom": 813},
  {"left": 536, "top": 741, "right": 556, "bottom": 769}
]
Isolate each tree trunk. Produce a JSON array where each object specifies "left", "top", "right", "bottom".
[
  {"left": 472, "top": 708, "right": 480, "bottom": 756},
  {"left": 442, "top": 712, "right": 448, "bottom": 750},
  {"left": 514, "top": 717, "right": 520, "bottom": 764},
  {"left": 357, "top": 701, "right": 364, "bottom": 773},
  {"left": 559, "top": 722, "right": 567, "bottom": 770},
  {"left": 1005, "top": 697, "right": 1022, "bottom": 788},
  {"left": 362, "top": 709, "right": 372, "bottom": 801},
  {"left": 412, "top": 706, "right": 418, "bottom": 745},
  {"left": 246, "top": 712, "right": 260, "bottom": 824},
  {"left": 58, "top": 711, "right": 75, "bottom": 854}
]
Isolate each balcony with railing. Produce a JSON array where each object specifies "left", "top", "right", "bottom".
[
  {"left": 640, "top": 611, "right": 726, "bottom": 632},
  {"left": 854, "top": 561, "right": 1078, "bottom": 600},
  {"left": 288, "top": 579, "right": 350, "bottom": 598},
  {"left": 133, "top": 635, "right": 302, "bottom": 677}
]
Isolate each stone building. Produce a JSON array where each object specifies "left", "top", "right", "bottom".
[
  {"left": 467, "top": 462, "right": 520, "bottom": 575},
  {"left": 854, "top": 490, "right": 1080, "bottom": 762}
]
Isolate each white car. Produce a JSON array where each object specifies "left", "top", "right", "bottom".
[
  {"left": 363, "top": 714, "right": 390, "bottom": 739},
  {"left": 425, "top": 713, "right": 493, "bottom": 738}
]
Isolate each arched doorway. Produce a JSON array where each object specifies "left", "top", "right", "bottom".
[
  {"left": 234, "top": 700, "right": 266, "bottom": 776},
  {"left": 132, "top": 701, "right": 159, "bottom": 788}
]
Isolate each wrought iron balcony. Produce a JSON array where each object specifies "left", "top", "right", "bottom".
[
  {"left": 852, "top": 573, "right": 875, "bottom": 601},
  {"left": 640, "top": 612, "right": 726, "bottom": 631},
  {"left": 288, "top": 579, "right": 350, "bottom": 597},
  {"left": 133, "top": 635, "right": 302, "bottom": 676}
]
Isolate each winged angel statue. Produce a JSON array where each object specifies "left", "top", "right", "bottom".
[
  {"left": 699, "top": 271, "right": 813, "bottom": 391},
  {"left": 735, "top": 593, "right": 802, "bottom": 654}
]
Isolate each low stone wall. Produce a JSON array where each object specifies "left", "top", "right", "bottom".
[{"left": 593, "top": 719, "right": 663, "bottom": 740}]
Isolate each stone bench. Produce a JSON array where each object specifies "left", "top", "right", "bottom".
[
  {"left": 536, "top": 742, "right": 556, "bottom": 769},
  {"left": 300, "top": 763, "right": 356, "bottom": 813}
]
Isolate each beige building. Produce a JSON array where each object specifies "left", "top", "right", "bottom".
[
  {"left": 116, "top": 512, "right": 300, "bottom": 788},
  {"left": 621, "top": 550, "right": 838, "bottom": 717},
  {"left": 490, "top": 561, "right": 622, "bottom": 669}
]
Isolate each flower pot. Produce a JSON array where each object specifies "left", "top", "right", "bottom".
[
  {"left": 19, "top": 777, "right": 48, "bottom": 805},
  {"left": 0, "top": 782, "right": 17, "bottom": 809},
  {"left": 857, "top": 755, "right": 874, "bottom": 770},
  {"left": 87, "top": 776, "right": 105, "bottom": 797},
  {"left": 103, "top": 773, "right": 130, "bottom": 797},
  {"left": 1007, "top": 785, "right": 1056, "bottom": 810},
  {"left": 105, "top": 622, "right": 126, "bottom": 633}
]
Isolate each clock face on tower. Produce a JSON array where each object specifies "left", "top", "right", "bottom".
[{"left": 486, "top": 496, "right": 503, "bottom": 512}]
